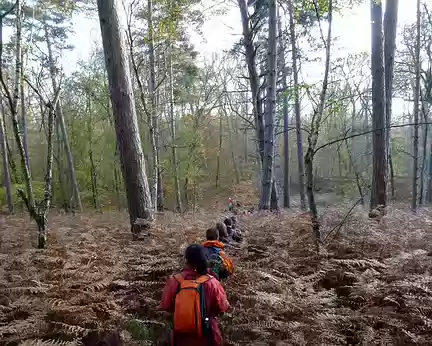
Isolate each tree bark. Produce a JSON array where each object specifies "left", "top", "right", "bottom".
[
  {"left": 216, "top": 111, "right": 222, "bottom": 188},
  {"left": 411, "top": 0, "right": 421, "bottom": 211},
  {"left": 44, "top": 24, "right": 82, "bottom": 212},
  {"left": 279, "top": 9, "right": 290, "bottom": 208},
  {"left": 260, "top": 0, "right": 277, "bottom": 210},
  {"left": 305, "top": 0, "right": 333, "bottom": 245},
  {"left": 370, "top": 0, "right": 387, "bottom": 210},
  {"left": 97, "top": 0, "right": 153, "bottom": 228},
  {"left": 384, "top": 0, "right": 398, "bottom": 199},
  {"left": 0, "top": 103, "right": 13, "bottom": 212},
  {"left": 146, "top": 0, "right": 160, "bottom": 211},
  {"left": 288, "top": 0, "right": 306, "bottom": 210},
  {"left": 20, "top": 48, "right": 30, "bottom": 175},
  {"left": 168, "top": 46, "right": 182, "bottom": 212}
]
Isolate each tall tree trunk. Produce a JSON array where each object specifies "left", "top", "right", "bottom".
[
  {"left": 288, "top": 0, "right": 306, "bottom": 210},
  {"left": 304, "top": 0, "right": 333, "bottom": 245},
  {"left": 427, "top": 140, "right": 432, "bottom": 203},
  {"left": 44, "top": 25, "right": 82, "bottom": 212},
  {"left": 216, "top": 111, "right": 222, "bottom": 188},
  {"left": 97, "top": 0, "right": 153, "bottom": 229},
  {"left": 55, "top": 116, "right": 68, "bottom": 211},
  {"left": 279, "top": 9, "right": 290, "bottom": 208},
  {"left": 0, "top": 103, "right": 13, "bottom": 212},
  {"left": 384, "top": 0, "right": 398, "bottom": 199},
  {"left": 226, "top": 109, "right": 241, "bottom": 185},
  {"left": 6, "top": 0, "right": 34, "bottom": 211},
  {"left": 411, "top": 0, "right": 421, "bottom": 211},
  {"left": 167, "top": 47, "right": 182, "bottom": 212},
  {"left": 237, "top": 0, "right": 264, "bottom": 175},
  {"left": 20, "top": 48, "right": 30, "bottom": 175},
  {"left": 370, "top": 0, "right": 387, "bottom": 210},
  {"left": 260, "top": 0, "right": 277, "bottom": 210},
  {"left": 87, "top": 94, "right": 100, "bottom": 211},
  {"left": 147, "top": 0, "right": 159, "bottom": 211}
]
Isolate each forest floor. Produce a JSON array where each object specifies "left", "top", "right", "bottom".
[{"left": 1, "top": 185, "right": 432, "bottom": 345}]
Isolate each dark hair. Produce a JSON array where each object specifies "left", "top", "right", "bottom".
[
  {"left": 206, "top": 227, "right": 219, "bottom": 241},
  {"left": 223, "top": 217, "right": 232, "bottom": 227},
  {"left": 185, "top": 244, "right": 208, "bottom": 275},
  {"left": 216, "top": 222, "right": 228, "bottom": 239},
  {"left": 230, "top": 216, "right": 237, "bottom": 227}
]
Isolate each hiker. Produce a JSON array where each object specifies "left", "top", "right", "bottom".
[
  {"left": 215, "top": 222, "right": 229, "bottom": 244},
  {"left": 202, "top": 228, "right": 234, "bottom": 280},
  {"left": 229, "top": 216, "right": 243, "bottom": 243},
  {"left": 160, "top": 244, "right": 229, "bottom": 346}
]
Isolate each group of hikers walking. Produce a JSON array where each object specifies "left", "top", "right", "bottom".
[{"left": 160, "top": 216, "right": 242, "bottom": 346}]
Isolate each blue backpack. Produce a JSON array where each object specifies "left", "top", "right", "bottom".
[{"left": 203, "top": 247, "right": 224, "bottom": 278}]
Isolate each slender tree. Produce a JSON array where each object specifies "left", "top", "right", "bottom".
[
  {"left": 412, "top": 0, "right": 421, "bottom": 211},
  {"left": 287, "top": 0, "right": 306, "bottom": 210},
  {"left": 384, "top": 0, "right": 399, "bottom": 199},
  {"left": 370, "top": 0, "right": 387, "bottom": 210}
]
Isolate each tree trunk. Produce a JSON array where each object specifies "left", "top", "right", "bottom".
[
  {"left": 216, "top": 111, "right": 222, "bottom": 188},
  {"left": 0, "top": 103, "right": 13, "bottom": 212},
  {"left": 146, "top": 0, "right": 159, "bottom": 211},
  {"left": 44, "top": 25, "right": 82, "bottom": 212},
  {"left": 6, "top": 0, "right": 34, "bottom": 211},
  {"left": 288, "top": 0, "right": 306, "bottom": 210},
  {"left": 384, "top": 0, "right": 398, "bottom": 199},
  {"left": 427, "top": 140, "right": 432, "bottom": 203},
  {"left": 411, "top": 0, "right": 421, "bottom": 211},
  {"left": 305, "top": 0, "right": 333, "bottom": 245},
  {"left": 20, "top": 50, "right": 31, "bottom": 175},
  {"left": 279, "top": 9, "right": 290, "bottom": 208},
  {"left": 167, "top": 47, "right": 182, "bottom": 212},
  {"left": 260, "top": 0, "right": 277, "bottom": 210},
  {"left": 226, "top": 109, "right": 241, "bottom": 185},
  {"left": 55, "top": 116, "right": 69, "bottom": 211},
  {"left": 370, "top": 0, "right": 387, "bottom": 210},
  {"left": 97, "top": 0, "right": 153, "bottom": 229}
]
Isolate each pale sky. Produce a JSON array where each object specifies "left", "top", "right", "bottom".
[
  {"left": 64, "top": 0, "right": 417, "bottom": 72},
  {"left": 62, "top": 0, "right": 418, "bottom": 117}
]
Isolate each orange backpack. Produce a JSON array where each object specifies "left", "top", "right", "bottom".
[{"left": 173, "top": 274, "right": 210, "bottom": 337}]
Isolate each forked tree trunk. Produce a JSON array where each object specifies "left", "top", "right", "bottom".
[
  {"left": 305, "top": 0, "right": 333, "bottom": 245},
  {"left": 168, "top": 47, "right": 182, "bottom": 212},
  {"left": 411, "top": 0, "right": 421, "bottom": 211},
  {"left": 370, "top": 0, "right": 387, "bottom": 210},
  {"left": 97, "top": 0, "right": 153, "bottom": 230},
  {"left": 287, "top": 0, "right": 306, "bottom": 210},
  {"left": 0, "top": 103, "right": 13, "bottom": 212},
  {"left": 44, "top": 25, "right": 82, "bottom": 212},
  {"left": 384, "top": 0, "right": 398, "bottom": 199},
  {"left": 260, "top": 0, "right": 277, "bottom": 210}
]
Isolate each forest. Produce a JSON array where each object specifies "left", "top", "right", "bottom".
[{"left": 0, "top": 0, "right": 432, "bottom": 345}]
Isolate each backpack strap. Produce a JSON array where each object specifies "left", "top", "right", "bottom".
[
  {"left": 174, "top": 274, "right": 184, "bottom": 285},
  {"left": 195, "top": 275, "right": 210, "bottom": 284}
]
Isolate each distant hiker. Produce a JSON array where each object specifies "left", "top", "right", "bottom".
[
  {"left": 202, "top": 228, "right": 234, "bottom": 281},
  {"left": 229, "top": 216, "right": 243, "bottom": 243},
  {"left": 215, "top": 222, "right": 229, "bottom": 244},
  {"left": 160, "top": 244, "right": 229, "bottom": 346}
]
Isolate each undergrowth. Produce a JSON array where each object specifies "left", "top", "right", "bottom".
[{"left": 0, "top": 201, "right": 432, "bottom": 345}]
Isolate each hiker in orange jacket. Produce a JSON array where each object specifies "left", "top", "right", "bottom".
[
  {"left": 160, "top": 244, "right": 229, "bottom": 346},
  {"left": 202, "top": 228, "right": 234, "bottom": 280}
]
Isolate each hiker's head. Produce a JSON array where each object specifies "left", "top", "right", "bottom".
[
  {"left": 230, "top": 216, "right": 237, "bottom": 227},
  {"left": 223, "top": 217, "right": 232, "bottom": 227},
  {"left": 216, "top": 222, "right": 228, "bottom": 239},
  {"left": 185, "top": 244, "right": 208, "bottom": 275},
  {"left": 206, "top": 227, "right": 219, "bottom": 241}
]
